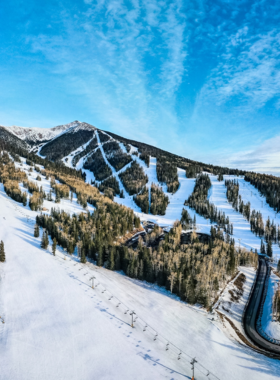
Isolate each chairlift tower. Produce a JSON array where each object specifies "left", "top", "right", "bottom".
[
  {"left": 130, "top": 311, "right": 136, "bottom": 328},
  {"left": 190, "top": 357, "right": 197, "bottom": 380},
  {"left": 90, "top": 276, "right": 96, "bottom": 289}
]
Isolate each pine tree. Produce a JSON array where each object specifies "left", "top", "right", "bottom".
[
  {"left": 218, "top": 173, "right": 224, "bottom": 181},
  {"left": 52, "top": 238, "right": 57, "bottom": 256},
  {"left": 41, "top": 231, "right": 49, "bottom": 249},
  {"left": 23, "top": 192, "right": 27, "bottom": 206},
  {"left": 44, "top": 232, "right": 49, "bottom": 249},
  {"left": 266, "top": 240, "right": 273, "bottom": 257},
  {"left": 47, "top": 190, "right": 53, "bottom": 201},
  {"left": 260, "top": 239, "right": 266, "bottom": 254},
  {"left": 40, "top": 232, "right": 45, "bottom": 248},
  {"left": 55, "top": 192, "right": 60, "bottom": 203},
  {"left": 34, "top": 224, "right": 39, "bottom": 238},
  {"left": 97, "top": 245, "right": 103, "bottom": 267},
  {"left": 81, "top": 249, "right": 87, "bottom": 264},
  {"left": 226, "top": 243, "right": 236, "bottom": 275},
  {"left": 107, "top": 246, "right": 115, "bottom": 270},
  {"left": 277, "top": 259, "right": 280, "bottom": 273},
  {"left": 0, "top": 241, "right": 6, "bottom": 262}
]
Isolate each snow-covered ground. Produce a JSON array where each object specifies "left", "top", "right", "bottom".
[
  {"left": 262, "top": 272, "right": 280, "bottom": 340},
  {"left": 1, "top": 174, "right": 280, "bottom": 379},
  {"left": 14, "top": 159, "right": 95, "bottom": 216},
  {"left": 209, "top": 175, "right": 280, "bottom": 259},
  {"left": 58, "top": 134, "right": 280, "bottom": 262},
  {"left": 215, "top": 267, "right": 256, "bottom": 339}
]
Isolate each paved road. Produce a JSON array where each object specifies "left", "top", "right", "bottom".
[{"left": 243, "top": 257, "right": 280, "bottom": 355}]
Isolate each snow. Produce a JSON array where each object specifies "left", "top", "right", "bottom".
[
  {"left": 207, "top": 175, "right": 280, "bottom": 261},
  {"left": 236, "top": 176, "right": 280, "bottom": 261},
  {"left": 262, "top": 272, "right": 280, "bottom": 340},
  {"left": 1, "top": 185, "right": 280, "bottom": 379},
  {"left": 208, "top": 175, "right": 280, "bottom": 257},
  {"left": 96, "top": 130, "right": 131, "bottom": 198},
  {"left": 1, "top": 159, "right": 280, "bottom": 379},
  {"left": 4, "top": 124, "right": 69, "bottom": 143},
  {"left": 215, "top": 267, "right": 256, "bottom": 340},
  {"left": 14, "top": 159, "right": 95, "bottom": 216}
]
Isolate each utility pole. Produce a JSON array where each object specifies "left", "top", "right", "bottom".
[
  {"left": 190, "top": 358, "right": 197, "bottom": 380},
  {"left": 90, "top": 276, "right": 95, "bottom": 289},
  {"left": 130, "top": 311, "right": 136, "bottom": 327}
]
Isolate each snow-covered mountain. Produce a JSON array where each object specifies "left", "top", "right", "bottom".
[
  {"left": 1, "top": 121, "right": 280, "bottom": 379},
  {"left": 3, "top": 120, "right": 96, "bottom": 145}
]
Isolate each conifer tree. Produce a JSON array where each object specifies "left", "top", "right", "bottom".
[
  {"left": 97, "top": 247, "right": 103, "bottom": 267},
  {"left": 107, "top": 246, "right": 115, "bottom": 270},
  {"left": 40, "top": 232, "right": 45, "bottom": 248},
  {"left": 260, "top": 239, "right": 266, "bottom": 254},
  {"left": 55, "top": 192, "right": 60, "bottom": 203},
  {"left": 0, "top": 241, "right": 6, "bottom": 262},
  {"left": 47, "top": 190, "right": 53, "bottom": 201},
  {"left": 277, "top": 259, "right": 280, "bottom": 273},
  {"left": 34, "top": 224, "right": 39, "bottom": 238},
  {"left": 44, "top": 231, "right": 49, "bottom": 249},
  {"left": 41, "top": 231, "right": 49, "bottom": 249},
  {"left": 81, "top": 249, "right": 86, "bottom": 264},
  {"left": 266, "top": 240, "right": 273, "bottom": 257},
  {"left": 23, "top": 192, "right": 27, "bottom": 206},
  {"left": 52, "top": 238, "right": 57, "bottom": 256}
]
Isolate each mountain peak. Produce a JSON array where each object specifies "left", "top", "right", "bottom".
[{"left": 3, "top": 120, "right": 96, "bottom": 144}]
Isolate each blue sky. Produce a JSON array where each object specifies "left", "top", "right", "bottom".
[{"left": 1, "top": 0, "right": 280, "bottom": 173}]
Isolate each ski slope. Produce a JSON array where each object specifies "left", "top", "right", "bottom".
[
  {"left": 209, "top": 175, "right": 280, "bottom": 259},
  {"left": 1, "top": 179, "right": 280, "bottom": 379}
]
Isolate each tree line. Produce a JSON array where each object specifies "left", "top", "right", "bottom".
[
  {"left": 185, "top": 174, "right": 233, "bottom": 234},
  {"left": 245, "top": 172, "right": 280, "bottom": 213},
  {"left": 102, "top": 140, "right": 132, "bottom": 172},
  {"left": 84, "top": 148, "right": 112, "bottom": 181},
  {"left": 119, "top": 161, "right": 148, "bottom": 195},
  {"left": 133, "top": 184, "right": 169, "bottom": 215},
  {"left": 35, "top": 211, "right": 258, "bottom": 308},
  {"left": 156, "top": 158, "right": 179, "bottom": 193},
  {"left": 72, "top": 135, "right": 98, "bottom": 167},
  {"left": 225, "top": 179, "right": 278, "bottom": 257}
]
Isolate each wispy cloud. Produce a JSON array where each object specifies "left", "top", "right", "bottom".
[
  {"left": 26, "top": 0, "right": 189, "bottom": 148},
  {"left": 225, "top": 134, "right": 280, "bottom": 175},
  {"left": 2, "top": 0, "right": 280, "bottom": 174},
  {"left": 194, "top": 29, "right": 280, "bottom": 114}
]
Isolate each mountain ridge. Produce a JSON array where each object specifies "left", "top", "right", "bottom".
[{"left": 2, "top": 120, "right": 96, "bottom": 145}]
